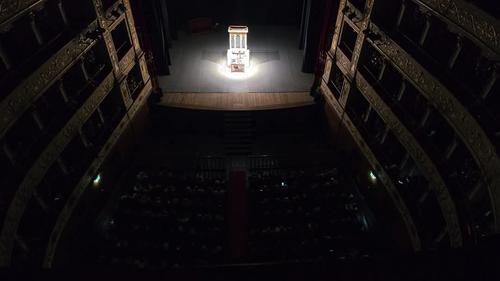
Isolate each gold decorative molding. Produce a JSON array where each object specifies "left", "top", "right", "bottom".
[
  {"left": 0, "top": 21, "right": 99, "bottom": 139},
  {"left": 107, "top": 12, "right": 126, "bottom": 31},
  {"left": 344, "top": 0, "right": 373, "bottom": 76},
  {"left": 102, "top": 31, "right": 121, "bottom": 78},
  {"left": 119, "top": 47, "right": 136, "bottom": 74},
  {"left": 328, "top": 0, "right": 347, "bottom": 55},
  {"left": 343, "top": 13, "right": 362, "bottom": 33},
  {"left": 320, "top": 80, "right": 422, "bottom": 251},
  {"left": 119, "top": 79, "right": 133, "bottom": 109},
  {"left": 92, "top": 0, "right": 119, "bottom": 29},
  {"left": 355, "top": 72, "right": 463, "bottom": 247},
  {"left": 416, "top": 0, "right": 500, "bottom": 55},
  {"left": 339, "top": 78, "right": 351, "bottom": 108},
  {"left": 43, "top": 79, "right": 151, "bottom": 267},
  {"left": 0, "top": 72, "right": 116, "bottom": 266},
  {"left": 138, "top": 54, "right": 150, "bottom": 83},
  {"left": 336, "top": 49, "right": 352, "bottom": 80},
  {"left": 127, "top": 78, "right": 151, "bottom": 119},
  {"left": 321, "top": 82, "right": 344, "bottom": 117},
  {"left": 326, "top": 49, "right": 352, "bottom": 109},
  {"left": 92, "top": 1, "right": 126, "bottom": 78},
  {"left": 122, "top": 0, "right": 141, "bottom": 54},
  {"left": 322, "top": 56, "right": 333, "bottom": 84},
  {"left": 371, "top": 36, "right": 500, "bottom": 232},
  {"left": 0, "top": 0, "right": 44, "bottom": 26}
]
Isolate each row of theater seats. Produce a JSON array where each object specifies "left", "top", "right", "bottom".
[
  {"left": 248, "top": 168, "right": 370, "bottom": 261},
  {"left": 93, "top": 169, "right": 227, "bottom": 269},
  {"left": 88, "top": 164, "right": 372, "bottom": 268}
]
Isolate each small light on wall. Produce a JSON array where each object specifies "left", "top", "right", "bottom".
[
  {"left": 93, "top": 174, "right": 102, "bottom": 187},
  {"left": 369, "top": 171, "right": 377, "bottom": 183}
]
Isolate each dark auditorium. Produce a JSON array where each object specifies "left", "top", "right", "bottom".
[{"left": 0, "top": 0, "right": 499, "bottom": 279}]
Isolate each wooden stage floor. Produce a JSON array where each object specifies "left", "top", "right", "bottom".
[{"left": 159, "top": 92, "right": 315, "bottom": 111}]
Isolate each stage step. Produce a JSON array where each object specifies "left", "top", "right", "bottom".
[{"left": 224, "top": 112, "right": 254, "bottom": 156}]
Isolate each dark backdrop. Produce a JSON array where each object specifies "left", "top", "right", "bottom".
[{"left": 168, "top": 0, "right": 303, "bottom": 26}]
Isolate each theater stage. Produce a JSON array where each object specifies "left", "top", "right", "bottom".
[{"left": 159, "top": 25, "right": 315, "bottom": 110}]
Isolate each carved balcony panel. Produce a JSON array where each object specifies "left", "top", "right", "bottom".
[
  {"left": 377, "top": 4, "right": 500, "bottom": 150},
  {"left": 356, "top": 30, "right": 491, "bottom": 241},
  {"left": 415, "top": 0, "right": 500, "bottom": 55},
  {"left": 118, "top": 47, "right": 135, "bottom": 74},
  {"left": 322, "top": 57, "right": 334, "bottom": 84},
  {"left": 355, "top": 72, "right": 463, "bottom": 247},
  {"left": 343, "top": 0, "right": 374, "bottom": 76},
  {"left": 122, "top": 0, "right": 141, "bottom": 54},
  {"left": 0, "top": 72, "right": 116, "bottom": 266},
  {"left": 369, "top": 34, "right": 500, "bottom": 232},
  {"left": 92, "top": 0, "right": 122, "bottom": 29},
  {"left": 0, "top": 38, "right": 112, "bottom": 192},
  {"left": 328, "top": 63, "right": 346, "bottom": 100},
  {"left": 126, "top": 63, "right": 144, "bottom": 101},
  {"left": 0, "top": 0, "right": 45, "bottom": 27},
  {"left": 328, "top": 0, "right": 348, "bottom": 54},
  {"left": 0, "top": 21, "right": 100, "bottom": 139},
  {"left": 0, "top": 1, "right": 77, "bottom": 97},
  {"left": 119, "top": 78, "right": 132, "bottom": 109},
  {"left": 138, "top": 53, "right": 149, "bottom": 83},
  {"left": 335, "top": 49, "right": 352, "bottom": 80},
  {"left": 370, "top": 0, "right": 499, "bottom": 145},
  {"left": 102, "top": 31, "right": 120, "bottom": 78},
  {"left": 321, "top": 81, "right": 422, "bottom": 250},
  {"left": 126, "top": 77, "right": 151, "bottom": 120},
  {"left": 0, "top": 0, "right": 148, "bottom": 267},
  {"left": 348, "top": 83, "right": 453, "bottom": 248}
]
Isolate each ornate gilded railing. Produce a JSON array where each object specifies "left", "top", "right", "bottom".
[
  {"left": 415, "top": 0, "right": 500, "bottom": 56},
  {"left": 0, "top": 21, "right": 99, "bottom": 139},
  {"left": 368, "top": 33, "right": 500, "bottom": 232},
  {"left": 0, "top": 0, "right": 45, "bottom": 26},
  {"left": 0, "top": 72, "right": 116, "bottom": 266},
  {"left": 0, "top": 0, "right": 152, "bottom": 267},
  {"left": 355, "top": 72, "right": 463, "bottom": 246}
]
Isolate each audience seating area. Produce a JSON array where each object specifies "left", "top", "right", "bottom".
[
  {"left": 88, "top": 158, "right": 374, "bottom": 268},
  {"left": 248, "top": 168, "right": 370, "bottom": 261},
  {"left": 94, "top": 169, "right": 227, "bottom": 268}
]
